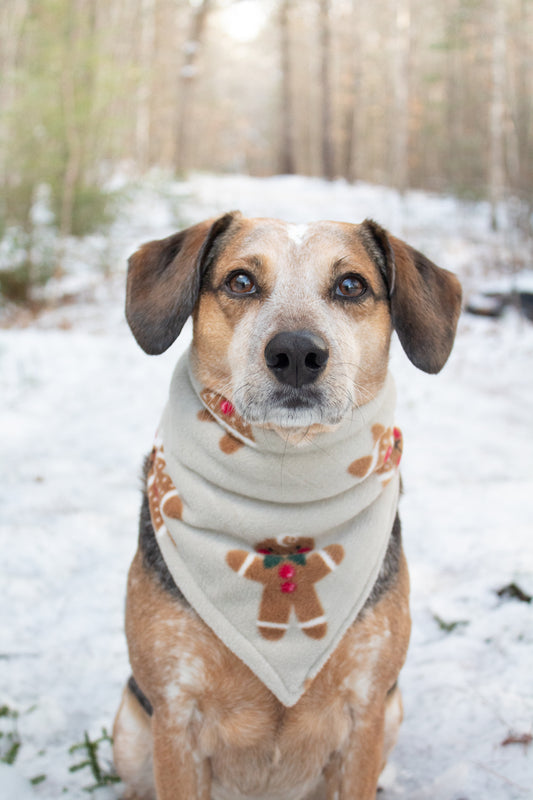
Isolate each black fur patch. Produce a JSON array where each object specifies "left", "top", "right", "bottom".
[{"left": 360, "top": 513, "right": 402, "bottom": 612}]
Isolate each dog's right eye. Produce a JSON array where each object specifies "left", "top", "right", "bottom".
[
  {"left": 335, "top": 273, "right": 367, "bottom": 299},
  {"left": 226, "top": 271, "right": 257, "bottom": 295}
]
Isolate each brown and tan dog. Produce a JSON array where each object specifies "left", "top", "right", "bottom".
[{"left": 113, "top": 213, "right": 462, "bottom": 800}]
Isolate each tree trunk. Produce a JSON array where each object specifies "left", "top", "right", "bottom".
[
  {"left": 489, "top": 0, "right": 506, "bottom": 231},
  {"left": 136, "top": 0, "right": 156, "bottom": 172},
  {"left": 174, "top": 0, "right": 212, "bottom": 174},
  {"left": 59, "top": 1, "right": 83, "bottom": 240},
  {"left": 279, "top": 0, "right": 296, "bottom": 174},
  {"left": 0, "top": 0, "right": 29, "bottom": 220},
  {"left": 319, "top": 0, "right": 335, "bottom": 180},
  {"left": 390, "top": 0, "right": 411, "bottom": 194},
  {"left": 345, "top": 5, "right": 362, "bottom": 183}
]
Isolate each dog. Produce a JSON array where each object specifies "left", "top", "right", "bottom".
[{"left": 113, "top": 212, "right": 462, "bottom": 800}]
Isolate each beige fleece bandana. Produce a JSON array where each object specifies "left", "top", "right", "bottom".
[{"left": 148, "top": 352, "right": 402, "bottom": 707}]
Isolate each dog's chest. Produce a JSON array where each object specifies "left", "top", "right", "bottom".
[{"left": 191, "top": 666, "right": 352, "bottom": 800}]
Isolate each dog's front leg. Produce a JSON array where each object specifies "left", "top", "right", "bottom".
[
  {"left": 325, "top": 709, "right": 385, "bottom": 800},
  {"left": 152, "top": 713, "right": 211, "bottom": 800}
]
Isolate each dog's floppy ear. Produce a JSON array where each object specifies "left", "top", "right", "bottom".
[
  {"left": 361, "top": 219, "right": 462, "bottom": 373},
  {"left": 126, "top": 211, "right": 240, "bottom": 354}
]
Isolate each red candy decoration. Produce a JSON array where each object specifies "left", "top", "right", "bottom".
[
  {"left": 281, "top": 582, "right": 297, "bottom": 593},
  {"left": 278, "top": 563, "right": 295, "bottom": 579},
  {"left": 220, "top": 400, "right": 234, "bottom": 416},
  {"left": 393, "top": 427, "right": 401, "bottom": 440},
  {"left": 384, "top": 445, "right": 393, "bottom": 463}
]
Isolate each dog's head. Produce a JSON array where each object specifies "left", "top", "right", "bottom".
[{"left": 126, "top": 213, "right": 461, "bottom": 430}]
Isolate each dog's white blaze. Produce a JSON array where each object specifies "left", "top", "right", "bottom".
[{"left": 286, "top": 223, "right": 309, "bottom": 246}]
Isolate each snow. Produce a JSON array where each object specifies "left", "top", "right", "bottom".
[
  {"left": 1, "top": 174, "right": 532, "bottom": 799},
  {"left": 0, "top": 764, "right": 38, "bottom": 800}
]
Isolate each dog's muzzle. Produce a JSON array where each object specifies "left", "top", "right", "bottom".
[{"left": 264, "top": 330, "right": 329, "bottom": 388}]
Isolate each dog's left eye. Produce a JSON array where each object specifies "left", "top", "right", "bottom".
[
  {"left": 226, "top": 271, "right": 257, "bottom": 295},
  {"left": 335, "top": 273, "right": 367, "bottom": 299}
]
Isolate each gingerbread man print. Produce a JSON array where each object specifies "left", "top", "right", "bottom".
[
  {"left": 199, "top": 388, "right": 254, "bottom": 453},
  {"left": 147, "top": 441, "right": 183, "bottom": 533},
  {"left": 348, "top": 424, "right": 403, "bottom": 485},
  {"left": 226, "top": 536, "right": 344, "bottom": 641}
]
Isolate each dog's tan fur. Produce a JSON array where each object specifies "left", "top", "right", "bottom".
[{"left": 115, "top": 214, "right": 461, "bottom": 799}]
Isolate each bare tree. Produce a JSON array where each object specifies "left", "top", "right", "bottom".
[
  {"left": 319, "top": 0, "right": 335, "bottom": 180},
  {"left": 135, "top": 0, "right": 156, "bottom": 172},
  {"left": 489, "top": 0, "right": 507, "bottom": 230},
  {"left": 279, "top": 0, "right": 296, "bottom": 174},
  {"left": 507, "top": 0, "right": 533, "bottom": 232},
  {"left": 389, "top": 0, "right": 411, "bottom": 194},
  {"left": 345, "top": 3, "right": 363, "bottom": 182},
  {"left": 0, "top": 0, "right": 29, "bottom": 218},
  {"left": 175, "top": 0, "right": 213, "bottom": 173},
  {"left": 59, "top": 0, "right": 86, "bottom": 239}
]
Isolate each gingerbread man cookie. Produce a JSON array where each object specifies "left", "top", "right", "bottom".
[
  {"left": 200, "top": 388, "right": 254, "bottom": 447},
  {"left": 348, "top": 424, "right": 403, "bottom": 485},
  {"left": 226, "top": 536, "right": 344, "bottom": 641},
  {"left": 147, "top": 442, "right": 183, "bottom": 533}
]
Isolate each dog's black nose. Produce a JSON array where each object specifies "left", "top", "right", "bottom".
[{"left": 264, "top": 330, "right": 329, "bottom": 388}]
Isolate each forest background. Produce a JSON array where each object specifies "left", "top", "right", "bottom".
[{"left": 1, "top": 0, "right": 532, "bottom": 305}]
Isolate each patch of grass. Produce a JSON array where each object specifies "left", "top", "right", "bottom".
[
  {"left": 0, "top": 703, "right": 47, "bottom": 785},
  {"left": 56, "top": 184, "right": 117, "bottom": 238},
  {"left": 0, "top": 705, "right": 21, "bottom": 765},
  {"left": 69, "top": 728, "right": 120, "bottom": 792},
  {"left": 496, "top": 582, "right": 532, "bottom": 603},
  {"left": 0, "top": 225, "right": 56, "bottom": 303},
  {"left": 432, "top": 613, "right": 469, "bottom": 633}
]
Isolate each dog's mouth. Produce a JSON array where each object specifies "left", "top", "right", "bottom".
[
  {"left": 272, "top": 387, "right": 319, "bottom": 410},
  {"left": 233, "top": 381, "right": 351, "bottom": 430}
]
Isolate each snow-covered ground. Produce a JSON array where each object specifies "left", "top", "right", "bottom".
[{"left": 1, "top": 174, "right": 532, "bottom": 799}]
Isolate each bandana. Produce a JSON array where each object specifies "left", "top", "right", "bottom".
[{"left": 148, "top": 352, "right": 402, "bottom": 707}]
